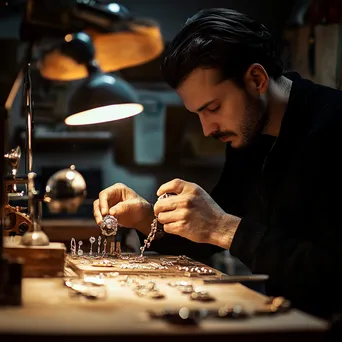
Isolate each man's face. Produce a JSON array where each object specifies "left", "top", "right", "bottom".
[{"left": 176, "top": 68, "right": 268, "bottom": 149}]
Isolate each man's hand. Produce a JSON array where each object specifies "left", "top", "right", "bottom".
[
  {"left": 93, "top": 183, "right": 153, "bottom": 234},
  {"left": 154, "top": 178, "right": 241, "bottom": 248}
]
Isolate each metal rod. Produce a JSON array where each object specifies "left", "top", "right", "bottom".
[
  {"left": 203, "top": 274, "right": 269, "bottom": 284},
  {"left": 23, "top": 42, "right": 34, "bottom": 218},
  {"left": 0, "top": 107, "right": 6, "bottom": 258},
  {"left": 24, "top": 61, "right": 33, "bottom": 174}
]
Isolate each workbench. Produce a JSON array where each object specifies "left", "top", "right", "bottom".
[{"left": 0, "top": 253, "right": 329, "bottom": 341}]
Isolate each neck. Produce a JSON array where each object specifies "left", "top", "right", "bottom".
[{"left": 263, "top": 76, "right": 292, "bottom": 137}]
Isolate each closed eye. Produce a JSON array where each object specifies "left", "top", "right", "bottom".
[{"left": 207, "top": 106, "right": 220, "bottom": 113}]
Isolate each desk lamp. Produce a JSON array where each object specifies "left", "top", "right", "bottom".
[
  {"left": 0, "top": 0, "right": 163, "bottom": 305},
  {"left": 61, "top": 32, "right": 144, "bottom": 126},
  {"left": 20, "top": 31, "right": 143, "bottom": 246}
]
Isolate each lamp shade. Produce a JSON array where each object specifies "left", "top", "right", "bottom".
[{"left": 65, "top": 72, "right": 143, "bottom": 125}]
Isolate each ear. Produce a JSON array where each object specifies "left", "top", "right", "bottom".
[{"left": 243, "top": 63, "right": 269, "bottom": 95}]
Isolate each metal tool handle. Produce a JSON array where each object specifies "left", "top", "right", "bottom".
[{"left": 203, "top": 274, "right": 269, "bottom": 284}]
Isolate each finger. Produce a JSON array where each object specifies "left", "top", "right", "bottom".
[
  {"left": 163, "top": 221, "right": 182, "bottom": 236},
  {"left": 108, "top": 198, "right": 140, "bottom": 223},
  {"left": 98, "top": 190, "right": 109, "bottom": 216},
  {"left": 154, "top": 194, "right": 193, "bottom": 217},
  {"left": 157, "top": 178, "right": 186, "bottom": 197},
  {"left": 99, "top": 183, "right": 126, "bottom": 216},
  {"left": 93, "top": 199, "right": 102, "bottom": 224},
  {"left": 153, "top": 197, "right": 176, "bottom": 217},
  {"left": 158, "top": 208, "right": 188, "bottom": 225}
]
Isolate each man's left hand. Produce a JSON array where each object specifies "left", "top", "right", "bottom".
[{"left": 154, "top": 178, "right": 233, "bottom": 244}]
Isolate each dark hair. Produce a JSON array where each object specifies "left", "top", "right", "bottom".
[{"left": 161, "top": 8, "right": 283, "bottom": 89}]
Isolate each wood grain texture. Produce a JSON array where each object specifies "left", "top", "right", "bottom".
[
  {"left": 3, "top": 237, "right": 65, "bottom": 277},
  {"left": 0, "top": 276, "right": 328, "bottom": 340}
]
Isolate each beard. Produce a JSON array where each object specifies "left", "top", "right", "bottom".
[
  {"left": 239, "top": 90, "right": 268, "bottom": 148},
  {"left": 211, "top": 90, "right": 268, "bottom": 149}
]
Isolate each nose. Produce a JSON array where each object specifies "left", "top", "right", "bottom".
[{"left": 199, "top": 116, "right": 217, "bottom": 137}]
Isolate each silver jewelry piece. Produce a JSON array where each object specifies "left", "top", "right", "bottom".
[
  {"left": 99, "top": 215, "right": 118, "bottom": 236},
  {"left": 102, "top": 238, "right": 107, "bottom": 256},
  {"left": 190, "top": 289, "right": 215, "bottom": 302},
  {"left": 139, "top": 193, "right": 174, "bottom": 257},
  {"left": 175, "top": 255, "right": 194, "bottom": 265},
  {"left": 97, "top": 236, "right": 101, "bottom": 255},
  {"left": 160, "top": 258, "right": 174, "bottom": 267},
  {"left": 120, "top": 262, "right": 167, "bottom": 270},
  {"left": 77, "top": 241, "right": 83, "bottom": 256},
  {"left": 70, "top": 238, "right": 76, "bottom": 256},
  {"left": 168, "top": 281, "right": 194, "bottom": 294},
  {"left": 130, "top": 256, "right": 147, "bottom": 263},
  {"left": 120, "top": 277, "right": 165, "bottom": 299},
  {"left": 89, "top": 236, "right": 95, "bottom": 256}
]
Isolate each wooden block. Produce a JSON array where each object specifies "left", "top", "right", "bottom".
[{"left": 3, "top": 237, "right": 65, "bottom": 278}]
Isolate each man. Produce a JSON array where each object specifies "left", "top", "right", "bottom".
[{"left": 94, "top": 8, "right": 342, "bottom": 318}]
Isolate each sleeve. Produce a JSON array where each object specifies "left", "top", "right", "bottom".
[{"left": 230, "top": 129, "right": 342, "bottom": 317}]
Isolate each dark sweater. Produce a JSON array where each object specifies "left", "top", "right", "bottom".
[{"left": 148, "top": 73, "right": 342, "bottom": 318}]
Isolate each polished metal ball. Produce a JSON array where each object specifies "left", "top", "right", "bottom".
[{"left": 44, "top": 165, "right": 87, "bottom": 213}]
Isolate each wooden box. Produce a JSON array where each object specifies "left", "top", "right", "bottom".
[{"left": 3, "top": 237, "right": 65, "bottom": 278}]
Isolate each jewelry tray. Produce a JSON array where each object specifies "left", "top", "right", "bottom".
[{"left": 65, "top": 254, "right": 221, "bottom": 278}]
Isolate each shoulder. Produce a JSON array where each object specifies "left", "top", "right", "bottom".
[{"left": 289, "top": 74, "right": 342, "bottom": 132}]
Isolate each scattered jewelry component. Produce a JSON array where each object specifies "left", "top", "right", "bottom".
[
  {"left": 97, "top": 236, "right": 101, "bottom": 255},
  {"left": 92, "top": 259, "right": 116, "bottom": 267},
  {"left": 120, "top": 262, "right": 167, "bottom": 270},
  {"left": 175, "top": 255, "right": 195, "bottom": 266},
  {"left": 160, "top": 258, "right": 174, "bottom": 267},
  {"left": 89, "top": 237, "right": 95, "bottom": 256},
  {"left": 190, "top": 289, "right": 215, "bottom": 302},
  {"left": 178, "top": 266, "right": 214, "bottom": 276},
  {"left": 119, "top": 276, "right": 139, "bottom": 287},
  {"left": 110, "top": 241, "right": 115, "bottom": 255},
  {"left": 99, "top": 214, "right": 118, "bottom": 236},
  {"left": 129, "top": 256, "right": 148, "bottom": 263},
  {"left": 117, "top": 254, "right": 130, "bottom": 260},
  {"left": 70, "top": 238, "right": 76, "bottom": 257},
  {"left": 102, "top": 238, "right": 107, "bottom": 256},
  {"left": 64, "top": 278, "right": 107, "bottom": 300},
  {"left": 168, "top": 281, "right": 194, "bottom": 294},
  {"left": 77, "top": 241, "right": 84, "bottom": 256},
  {"left": 120, "top": 277, "right": 165, "bottom": 299},
  {"left": 135, "top": 282, "right": 165, "bottom": 299}
]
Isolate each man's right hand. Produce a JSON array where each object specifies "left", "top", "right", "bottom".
[{"left": 93, "top": 183, "right": 153, "bottom": 234}]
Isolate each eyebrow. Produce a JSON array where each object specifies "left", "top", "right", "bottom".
[{"left": 196, "top": 99, "right": 217, "bottom": 112}]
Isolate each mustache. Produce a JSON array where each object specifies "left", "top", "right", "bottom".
[{"left": 210, "top": 131, "right": 235, "bottom": 140}]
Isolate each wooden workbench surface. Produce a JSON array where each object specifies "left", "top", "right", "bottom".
[{"left": 0, "top": 272, "right": 328, "bottom": 341}]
